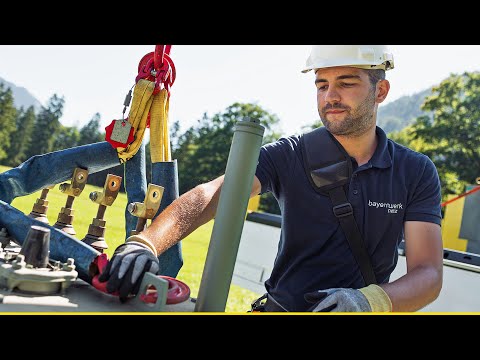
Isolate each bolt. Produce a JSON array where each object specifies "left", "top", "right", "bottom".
[
  {"left": 12, "top": 254, "right": 26, "bottom": 270},
  {"left": 62, "top": 258, "right": 76, "bottom": 271},
  {"left": 59, "top": 183, "right": 67, "bottom": 192},
  {"left": 90, "top": 192, "right": 98, "bottom": 201},
  {"left": 127, "top": 203, "right": 136, "bottom": 214}
]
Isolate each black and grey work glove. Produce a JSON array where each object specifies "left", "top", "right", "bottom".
[
  {"left": 98, "top": 237, "right": 159, "bottom": 302},
  {"left": 304, "top": 285, "right": 392, "bottom": 312}
]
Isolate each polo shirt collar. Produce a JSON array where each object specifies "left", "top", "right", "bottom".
[{"left": 369, "top": 126, "right": 392, "bottom": 169}]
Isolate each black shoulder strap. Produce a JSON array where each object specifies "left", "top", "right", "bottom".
[{"left": 299, "top": 127, "right": 377, "bottom": 286}]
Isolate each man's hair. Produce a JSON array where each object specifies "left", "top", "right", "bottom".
[{"left": 366, "top": 69, "right": 386, "bottom": 87}]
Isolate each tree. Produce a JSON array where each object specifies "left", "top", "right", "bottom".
[
  {"left": 25, "top": 94, "right": 64, "bottom": 158},
  {"left": 394, "top": 72, "right": 480, "bottom": 199},
  {"left": 79, "top": 113, "right": 104, "bottom": 145},
  {"left": 0, "top": 84, "right": 17, "bottom": 162},
  {"left": 172, "top": 102, "right": 282, "bottom": 202},
  {"left": 377, "top": 88, "right": 432, "bottom": 133},
  {"left": 53, "top": 125, "right": 80, "bottom": 151},
  {"left": 6, "top": 106, "right": 35, "bottom": 166}
]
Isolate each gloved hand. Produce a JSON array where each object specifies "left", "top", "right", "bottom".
[
  {"left": 304, "top": 284, "right": 392, "bottom": 312},
  {"left": 98, "top": 236, "right": 159, "bottom": 302}
]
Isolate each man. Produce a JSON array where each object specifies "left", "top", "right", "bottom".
[{"left": 99, "top": 45, "right": 444, "bottom": 312}]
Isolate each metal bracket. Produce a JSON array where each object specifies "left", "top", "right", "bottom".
[
  {"left": 83, "top": 174, "right": 123, "bottom": 251},
  {"left": 54, "top": 167, "right": 89, "bottom": 236},
  {"left": 131, "top": 272, "right": 168, "bottom": 312},
  {"left": 89, "top": 174, "right": 122, "bottom": 206},
  {"left": 128, "top": 183, "right": 164, "bottom": 235}
]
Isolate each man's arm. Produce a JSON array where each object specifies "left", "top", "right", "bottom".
[
  {"left": 98, "top": 174, "right": 263, "bottom": 299},
  {"left": 141, "top": 174, "right": 262, "bottom": 256},
  {"left": 305, "top": 220, "right": 443, "bottom": 312},
  {"left": 379, "top": 221, "right": 443, "bottom": 312}
]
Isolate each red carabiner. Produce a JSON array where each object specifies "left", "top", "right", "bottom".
[
  {"left": 135, "top": 45, "right": 175, "bottom": 97},
  {"left": 154, "top": 52, "right": 176, "bottom": 96},
  {"left": 135, "top": 52, "right": 155, "bottom": 83},
  {"left": 153, "top": 45, "right": 169, "bottom": 74},
  {"left": 153, "top": 45, "right": 174, "bottom": 95}
]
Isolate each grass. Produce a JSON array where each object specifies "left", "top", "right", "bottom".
[{"left": 0, "top": 165, "right": 262, "bottom": 312}]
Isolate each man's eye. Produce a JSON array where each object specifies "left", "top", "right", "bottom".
[{"left": 316, "top": 85, "right": 328, "bottom": 91}]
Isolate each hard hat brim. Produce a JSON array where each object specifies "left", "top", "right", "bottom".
[{"left": 301, "top": 62, "right": 394, "bottom": 73}]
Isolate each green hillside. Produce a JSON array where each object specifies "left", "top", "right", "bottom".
[{"left": 378, "top": 88, "right": 432, "bottom": 134}]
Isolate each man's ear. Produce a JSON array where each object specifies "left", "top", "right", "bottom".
[{"left": 376, "top": 79, "right": 390, "bottom": 104}]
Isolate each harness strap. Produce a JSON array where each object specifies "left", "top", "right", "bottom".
[
  {"left": 299, "top": 127, "right": 377, "bottom": 286},
  {"left": 116, "top": 80, "right": 170, "bottom": 164},
  {"left": 149, "top": 88, "right": 171, "bottom": 162},
  {"left": 328, "top": 186, "right": 377, "bottom": 285},
  {"left": 301, "top": 127, "right": 351, "bottom": 194},
  {"left": 117, "top": 79, "right": 154, "bottom": 163},
  {"left": 250, "top": 293, "right": 288, "bottom": 312}
]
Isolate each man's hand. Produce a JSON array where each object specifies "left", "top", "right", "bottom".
[
  {"left": 98, "top": 240, "right": 159, "bottom": 302},
  {"left": 304, "top": 284, "right": 392, "bottom": 312}
]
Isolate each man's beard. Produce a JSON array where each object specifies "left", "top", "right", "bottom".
[{"left": 319, "top": 89, "right": 376, "bottom": 137}]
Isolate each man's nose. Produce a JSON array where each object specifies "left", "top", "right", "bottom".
[{"left": 324, "top": 86, "right": 341, "bottom": 104}]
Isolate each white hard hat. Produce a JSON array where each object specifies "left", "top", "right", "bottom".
[{"left": 302, "top": 45, "right": 394, "bottom": 73}]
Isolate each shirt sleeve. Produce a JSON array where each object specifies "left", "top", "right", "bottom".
[
  {"left": 255, "top": 136, "right": 299, "bottom": 196},
  {"left": 405, "top": 155, "right": 442, "bottom": 226}
]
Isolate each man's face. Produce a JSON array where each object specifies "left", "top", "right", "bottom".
[{"left": 315, "top": 66, "right": 380, "bottom": 137}]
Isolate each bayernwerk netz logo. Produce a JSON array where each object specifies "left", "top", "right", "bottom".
[{"left": 368, "top": 200, "right": 404, "bottom": 214}]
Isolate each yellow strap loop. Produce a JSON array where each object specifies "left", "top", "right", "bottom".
[
  {"left": 117, "top": 80, "right": 170, "bottom": 164},
  {"left": 150, "top": 88, "right": 171, "bottom": 162}
]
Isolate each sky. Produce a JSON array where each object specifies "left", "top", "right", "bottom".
[{"left": 1, "top": 45, "right": 480, "bottom": 137}]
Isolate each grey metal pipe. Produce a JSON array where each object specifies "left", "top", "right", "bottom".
[
  {"left": 0, "top": 200, "right": 100, "bottom": 282},
  {"left": 194, "top": 119, "right": 265, "bottom": 312}
]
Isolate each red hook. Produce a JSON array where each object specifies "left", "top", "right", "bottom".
[
  {"left": 90, "top": 253, "right": 190, "bottom": 305},
  {"left": 91, "top": 253, "right": 118, "bottom": 295},
  {"left": 153, "top": 45, "right": 170, "bottom": 73},
  {"left": 140, "top": 276, "right": 191, "bottom": 305},
  {"left": 135, "top": 45, "right": 176, "bottom": 96}
]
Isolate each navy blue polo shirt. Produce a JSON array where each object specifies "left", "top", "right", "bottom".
[{"left": 255, "top": 126, "right": 442, "bottom": 312}]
